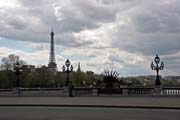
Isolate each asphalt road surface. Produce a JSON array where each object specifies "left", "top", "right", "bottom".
[{"left": 0, "top": 107, "right": 179, "bottom": 120}]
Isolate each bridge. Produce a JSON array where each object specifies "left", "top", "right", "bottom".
[
  {"left": 0, "top": 86, "right": 180, "bottom": 97},
  {"left": 0, "top": 87, "right": 180, "bottom": 120},
  {"left": 0, "top": 97, "right": 180, "bottom": 120}
]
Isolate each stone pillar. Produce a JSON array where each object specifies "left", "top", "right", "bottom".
[
  {"left": 92, "top": 88, "right": 98, "bottom": 96},
  {"left": 63, "top": 87, "right": 69, "bottom": 96},
  {"left": 13, "top": 88, "right": 20, "bottom": 96},
  {"left": 154, "top": 86, "right": 162, "bottom": 96},
  {"left": 122, "top": 87, "right": 128, "bottom": 96}
]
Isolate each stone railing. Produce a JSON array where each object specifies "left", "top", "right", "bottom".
[
  {"left": 60, "top": 86, "right": 180, "bottom": 97},
  {"left": 125, "top": 87, "right": 154, "bottom": 96},
  {"left": 19, "top": 88, "right": 65, "bottom": 97},
  {"left": 73, "top": 87, "right": 98, "bottom": 96},
  {"left": 0, "top": 88, "right": 65, "bottom": 97},
  {"left": 0, "top": 89, "right": 14, "bottom": 97},
  {"left": 162, "top": 87, "right": 180, "bottom": 96},
  {"left": 0, "top": 86, "right": 180, "bottom": 97}
]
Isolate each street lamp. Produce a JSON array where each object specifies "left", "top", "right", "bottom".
[
  {"left": 13, "top": 57, "right": 23, "bottom": 97},
  {"left": 62, "top": 59, "right": 73, "bottom": 86},
  {"left": 151, "top": 54, "right": 164, "bottom": 86},
  {"left": 14, "top": 58, "right": 22, "bottom": 88}
]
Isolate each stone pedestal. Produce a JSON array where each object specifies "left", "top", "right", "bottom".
[
  {"left": 121, "top": 86, "right": 128, "bottom": 96},
  {"left": 63, "top": 87, "right": 69, "bottom": 96},
  {"left": 13, "top": 88, "right": 20, "bottom": 96},
  {"left": 122, "top": 89, "right": 128, "bottom": 95},
  {"left": 154, "top": 86, "right": 162, "bottom": 96},
  {"left": 92, "top": 88, "right": 98, "bottom": 96}
]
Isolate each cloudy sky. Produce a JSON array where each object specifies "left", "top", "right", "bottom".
[{"left": 0, "top": 0, "right": 180, "bottom": 76}]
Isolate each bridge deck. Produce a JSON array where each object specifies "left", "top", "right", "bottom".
[{"left": 0, "top": 97, "right": 180, "bottom": 108}]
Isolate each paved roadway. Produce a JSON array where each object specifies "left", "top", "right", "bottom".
[
  {"left": 0, "top": 107, "right": 179, "bottom": 120},
  {"left": 0, "top": 97, "right": 180, "bottom": 120},
  {"left": 0, "top": 97, "right": 180, "bottom": 108}
]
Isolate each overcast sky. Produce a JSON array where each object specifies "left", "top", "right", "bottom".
[{"left": 0, "top": 0, "right": 180, "bottom": 76}]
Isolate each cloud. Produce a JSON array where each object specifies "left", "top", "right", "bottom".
[
  {"left": 109, "top": 0, "right": 180, "bottom": 56},
  {"left": 0, "top": 0, "right": 180, "bottom": 75},
  {"left": 0, "top": 47, "right": 48, "bottom": 65},
  {"left": 0, "top": 0, "right": 141, "bottom": 47}
]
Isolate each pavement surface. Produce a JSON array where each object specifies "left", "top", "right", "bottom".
[
  {"left": 0, "top": 97, "right": 180, "bottom": 109},
  {"left": 0, "top": 97, "right": 180, "bottom": 120},
  {"left": 0, "top": 107, "right": 180, "bottom": 120}
]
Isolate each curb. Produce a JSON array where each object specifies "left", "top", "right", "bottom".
[{"left": 0, "top": 104, "right": 180, "bottom": 110}]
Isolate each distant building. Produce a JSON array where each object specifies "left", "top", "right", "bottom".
[
  {"left": 77, "top": 62, "right": 81, "bottom": 72},
  {"left": 48, "top": 27, "right": 57, "bottom": 72},
  {"left": 86, "top": 71, "right": 94, "bottom": 75},
  {"left": 22, "top": 65, "right": 35, "bottom": 72},
  {"left": 137, "top": 75, "right": 157, "bottom": 81},
  {"left": 35, "top": 65, "right": 49, "bottom": 73},
  {"left": 120, "top": 75, "right": 159, "bottom": 82},
  {"left": 164, "top": 76, "right": 180, "bottom": 81}
]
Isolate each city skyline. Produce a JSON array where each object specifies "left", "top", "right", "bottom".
[{"left": 0, "top": 0, "right": 180, "bottom": 76}]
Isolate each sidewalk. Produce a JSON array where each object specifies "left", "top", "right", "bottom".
[{"left": 0, "top": 97, "right": 180, "bottom": 109}]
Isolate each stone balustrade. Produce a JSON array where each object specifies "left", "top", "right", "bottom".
[{"left": 0, "top": 87, "right": 180, "bottom": 97}]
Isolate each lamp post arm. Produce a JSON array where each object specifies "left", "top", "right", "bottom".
[
  {"left": 151, "top": 62, "right": 155, "bottom": 70},
  {"left": 160, "top": 61, "right": 164, "bottom": 70}
]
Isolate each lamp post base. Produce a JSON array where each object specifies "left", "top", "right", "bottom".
[
  {"left": 13, "top": 87, "right": 20, "bottom": 96},
  {"left": 63, "top": 86, "right": 70, "bottom": 96},
  {"left": 154, "top": 86, "right": 162, "bottom": 96}
]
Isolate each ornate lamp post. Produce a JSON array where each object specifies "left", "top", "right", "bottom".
[
  {"left": 13, "top": 58, "right": 23, "bottom": 96},
  {"left": 14, "top": 58, "right": 22, "bottom": 88},
  {"left": 151, "top": 54, "right": 164, "bottom": 86},
  {"left": 62, "top": 59, "right": 73, "bottom": 86}
]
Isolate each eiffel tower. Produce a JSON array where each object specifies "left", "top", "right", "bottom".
[{"left": 48, "top": 27, "right": 57, "bottom": 71}]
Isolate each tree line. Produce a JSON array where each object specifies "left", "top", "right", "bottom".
[
  {"left": 0, "top": 54, "right": 103, "bottom": 88},
  {"left": 0, "top": 54, "right": 179, "bottom": 89}
]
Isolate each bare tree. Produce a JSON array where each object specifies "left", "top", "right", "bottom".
[{"left": 0, "top": 54, "right": 26, "bottom": 71}]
